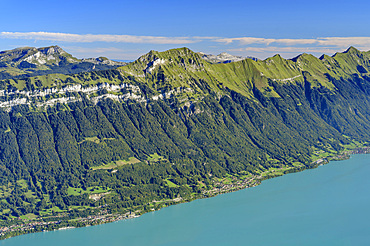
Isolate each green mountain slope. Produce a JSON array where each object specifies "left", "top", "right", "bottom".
[
  {"left": 117, "top": 46, "right": 370, "bottom": 98},
  {"left": 0, "top": 46, "right": 370, "bottom": 238}
]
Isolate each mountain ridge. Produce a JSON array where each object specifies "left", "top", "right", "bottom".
[
  {"left": 0, "top": 45, "right": 370, "bottom": 239},
  {"left": 116, "top": 46, "right": 370, "bottom": 98},
  {"left": 0, "top": 46, "right": 369, "bottom": 111}
]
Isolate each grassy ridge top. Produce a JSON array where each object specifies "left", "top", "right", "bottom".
[
  {"left": 118, "top": 46, "right": 370, "bottom": 98},
  {"left": 2, "top": 46, "right": 370, "bottom": 99}
]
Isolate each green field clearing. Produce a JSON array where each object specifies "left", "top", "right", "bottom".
[
  {"left": 78, "top": 136, "right": 118, "bottom": 145},
  {"left": 20, "top": 213, "right": 38, "bottom": 220},
  {"left": 147, "top": 153, "right": 166, "bottom": 162},
  {"left": 67, "top": 186, "right": 111, "bottom": 196},
  {"left": 24, "top": 190, "right": 37, "bottom": 199},
  {"left": 78, "top": 136, "right": 100, "bottom": 144},
  {"left": 165, "top": 179, "right": 178, "bottom": 188},
  {"left": 91, "top": 157, "right": 141, "bottom": 170}
]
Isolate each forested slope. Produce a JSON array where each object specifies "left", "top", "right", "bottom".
[{"left": 0, "top": 46, "right": 370, "bottom": 237}]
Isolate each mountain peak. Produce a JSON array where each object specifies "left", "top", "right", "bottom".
[
  {"left": 38, "top": 45, "right": 66, "bottom": 56},
  {"left": 345, "top": 46, "right": 360, "bottom": 54},
  {"left": 291, "top": 53, "right": 316, "bottom": 62},
  {"left": 219, "top": 52, "right": 231, "bottom": 56},
  {"left": 332, "top": 46, "right": 362, "bottom": 59},
  {"left": 266, "top": 54, "right": 284, "bottom": 62},
  {"left": 0, "top": 45, "right": 73, "bottom": 66}
]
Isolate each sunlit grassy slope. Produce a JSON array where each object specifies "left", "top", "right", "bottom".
[{"left": 2, "top": 46, "right": 370, "bottom": 101}]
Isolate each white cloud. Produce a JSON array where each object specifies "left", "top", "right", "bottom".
[
  {"left": 227, "top": 46, "right": 356, "bottom": 60},
  {"left": 2, "top": 32, "right": 370, "bottom": 51},
  {"left": 62, "top": 46, "right": 144, "bottom": 60},
  {"left": 64, "top": 46, "right": 125, "bottom": 54},
  {"left": 216, "top": 37, "right": 277, "bottom": 45},
  {"left": 2, "top": 31, "right": 370, "bottom": 59},
  {"left": 0, "top": 32, "right": 196, "bottom": 44},
  {"left": 216, "top": 36, "right": 370, "bottom": 49},
  {"left": 229, "top": 46, "right": 344, "bottom": 54},
  {"left": 316, "top": 37, "right": 370, "bottom": 48}
]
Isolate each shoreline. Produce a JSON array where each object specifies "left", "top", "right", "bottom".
[{"left": 1, "top": 146, "right": 369, "bottom": 240}]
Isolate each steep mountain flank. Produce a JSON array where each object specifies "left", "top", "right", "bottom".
[{"left": 0, "top": 46, "right": 370, "bottom": 238}]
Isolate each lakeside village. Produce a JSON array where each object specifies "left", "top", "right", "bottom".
[
  {"left": 0, "top": 175, "right": 262, "bottom": 239},
  {"left": 0, "top": 208, "right": 139, "bottom": 239},
  {"left": 1, "top": 147, "right": 369, "bottom": 239},
  {"left": 314, "top": 147, "right": 370, "bottom": 165}
]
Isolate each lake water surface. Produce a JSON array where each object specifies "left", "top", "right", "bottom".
[{"left": 2, "top": 154, "right": 370, "bottom": 246}]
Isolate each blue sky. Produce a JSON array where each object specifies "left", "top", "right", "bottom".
[{"left": 1, "top": 0, "right": 370, "bottom": 60}]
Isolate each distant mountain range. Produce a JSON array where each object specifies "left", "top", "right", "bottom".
[
  {"left": 0, "top": 45, "right": 126, "bottom": 80},
  {"left": 199, "top": 52, "right": 258, "bottom": 63},
  {"left": 0, "top": 46, "right": 258, "bottom": 80}
]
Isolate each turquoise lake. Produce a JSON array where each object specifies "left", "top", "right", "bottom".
[{"left": 1, "top": 154, "right": 370, "bottom": 246}]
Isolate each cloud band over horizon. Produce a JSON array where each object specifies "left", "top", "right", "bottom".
[
  {"left": 0, "top": 32, "right": 197, "bottom": 45},
  {"left": 2, "top": 31, "right": 370, "bottom": 47},
  {"left": 2, "top": 31, "right": 370, "bottom": 59}
]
